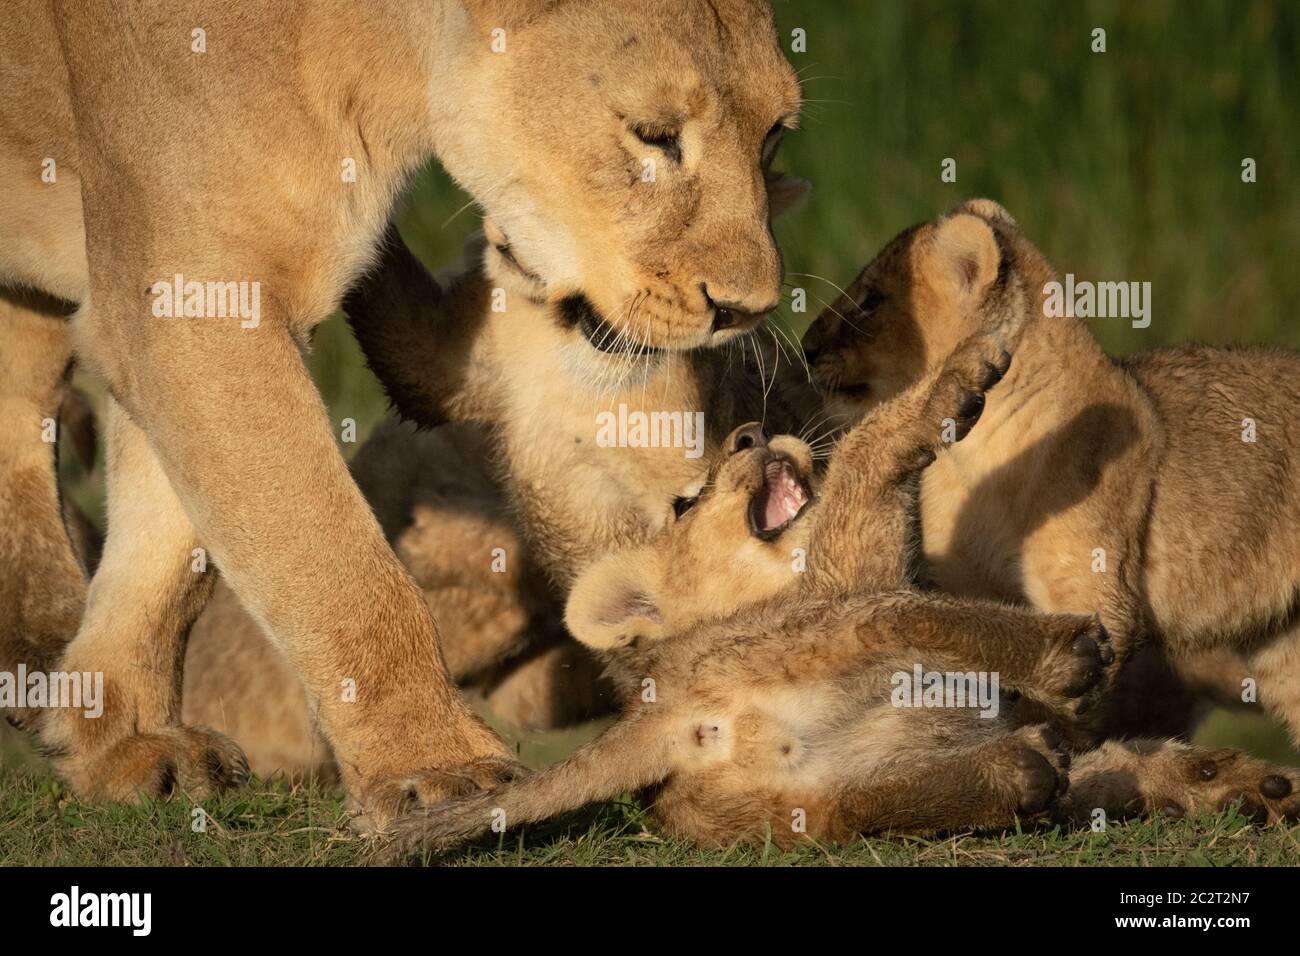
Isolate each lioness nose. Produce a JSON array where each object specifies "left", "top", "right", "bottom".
[{"left": 726, "top": 422, "right": 768, "bottom": 454}]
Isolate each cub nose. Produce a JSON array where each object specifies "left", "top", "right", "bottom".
[{"left": 726, "top": 422, "right": 768, "bottom": 454}]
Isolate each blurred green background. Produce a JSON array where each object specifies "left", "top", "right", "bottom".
[
  {"left": 311, "top": 0, "right": 1300, "bottom": 439},
  {"left": 53, "top": 0, "right": 1300, "bottom": 766}
]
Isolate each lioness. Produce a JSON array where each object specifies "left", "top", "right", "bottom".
[
  {"left": 383, "top": 328, "right": 1300, "bottom": 858},
  {"left": 0, "top": 0, "right": 804, "bottom": 823},
  {"left": 804, "top": 200, "right": 1300, "bottom": 747}
]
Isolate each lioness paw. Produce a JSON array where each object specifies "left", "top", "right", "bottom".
[
  {"left": 69, "top": 726, "right": 251, "bottom": 802},
  {"left": 351, "top": 756, "right": 525, "bottom": 835}
]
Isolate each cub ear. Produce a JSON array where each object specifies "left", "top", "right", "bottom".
[
  {"left": 767, "top": 172, "right": 812, "bottom": 220},
  {"left": 565, "top": 550, "right": 664, "bottom": 651},
  {"left": 927, "top": 213, "right": 1001, "bottom": 299},
  {"left": 954, "top": 198, "right": 1018, "bottom": 228}
]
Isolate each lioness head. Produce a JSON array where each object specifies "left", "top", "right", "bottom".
[
  {"left": 441, "top": 0, "right": 807, "bottom": 353},
  {"left": 803, "top": 199, "right": 1029, "bottom": 423},
  {"left": 565, "top": 422, "right": 815, "bottom": 650}
]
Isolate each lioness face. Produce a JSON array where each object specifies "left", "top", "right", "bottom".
[
  {"left": 566, "top": 422, "right": 815, "bottom": 651},
  {"left": 446, "top": 0, "right": 803, "bottom": 353}
]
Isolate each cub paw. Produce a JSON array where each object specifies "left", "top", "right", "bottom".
[
  {"left": 66, "top": 726, "right": 251, "bottom": 802},
  {"left": 1005, "top": 724, "right": 1071, "bottom": 815},
  {"left": 1193, "top": 750, "right": 1300, "bottom": 825},
  {"left": 1028, "top": 615, "right": 1115, "bottom": 720},
  {"left": 926, "top": 335, "right": 1012, "bottom": 448},
  {"left": 1060, "top": 741, "right": 1300, "bottom": 826}
]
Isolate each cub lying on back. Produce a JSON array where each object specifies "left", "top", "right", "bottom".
[
  {"left": 805, "top": 200, "right": 1299, "bottom": 745},
  {"left": 182, "top": 223, "right": 820, "bottom": 775},
  {"left": 385, "top": 280, "right": 1300, "bottom": 857}
]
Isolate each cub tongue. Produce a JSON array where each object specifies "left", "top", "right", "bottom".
[{"left": 761, "top": 460, "right": 806, "bottom": 530}]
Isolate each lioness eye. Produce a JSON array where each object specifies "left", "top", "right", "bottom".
[
  {"left": 632, "top": 125, "right": 683, "bottom": 163},
  {"left": 672, "top": 495, "right": 699, "bottom": 519},
  {"left": 762, "top": 121, "right": 787, "bottom": 168}
]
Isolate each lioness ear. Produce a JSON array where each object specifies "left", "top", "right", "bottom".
[
  {"left": 767, "top": 173, "right": 811, "bottom": 220},
  {"left": 565, "top": 550, "right": 664, "bottom": 651},
  {"left": 927, "top": 213, "right": 1001, "bottom": 298}
]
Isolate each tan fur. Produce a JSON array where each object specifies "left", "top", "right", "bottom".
[
  {"left": 0, "top": 0, "right": 803, "bottom": 823},
  {"left": 181, "top": 421, "right": 606, "bottom": 779},
  {"left": 384, "top": 326, "right": 1300, "bottom": 857},
  {"left": 181, "top": 218, "right": 819, "bottom": 777},
  {"left": 345, "top": 227, "right": 820, "bottom": 588},
  {"left": 0, "top": 287, "right": 86, "bottom": 731},
  {"left": 805, "top": 200, "right": 1300, "bottom": 746}
]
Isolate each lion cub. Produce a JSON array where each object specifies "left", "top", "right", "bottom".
[
  {"left": 804, "top": 200, "right": 1300, "bottom": 746},
  {"left": 181, "top": 222, "right": 820, "bottom": 775},
  {"left": 386, "top": 322, "right": 1300, "bottom": 856}
]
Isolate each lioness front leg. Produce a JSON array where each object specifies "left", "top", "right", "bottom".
[
  {"left": 40, "top": 398, "right": 249, "bottom": 799},
  {"left": 74, "top": 291, "right": 512, "bottom": 826},
  {"left": 807, "top": 333, "right": 1011, "bottom": 592}
]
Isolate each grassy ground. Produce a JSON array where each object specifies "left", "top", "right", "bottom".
[
  {"left": 26, "top": 0, "right": 1300, "bottom": 865},
  {"left": 3, "top": 749, "right": 1297, "bottom": 867},
  {"left": 4, "top": 708, "right": 1298, "bottom": 866}
]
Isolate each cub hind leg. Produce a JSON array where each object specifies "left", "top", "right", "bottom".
[
  {"left": 1248, "top": 627, "right": 1300, "bottom": 751},
  {"left": 378, "top": 710, "right": 676, "bottom": 861},
  {"left": 827, "top": 721, "right": 1071, "bottom": 841}
]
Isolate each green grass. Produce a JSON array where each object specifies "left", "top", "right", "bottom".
[
  {"left": 4, "top": 754, "right": 1298, "bottom": 867},
  {"left": 30, "top": 0, "right": 1300, "bottom": 866},
  {"left": 4, "top": 707, "right": 1299, "bottom": 866}
]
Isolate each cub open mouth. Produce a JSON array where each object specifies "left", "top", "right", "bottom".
[
  {"left": 749, "top": 457, "right": 812, "bottom": 539},
  {"left": 828, "top": 381, "right": 871, "bottom": 399}
]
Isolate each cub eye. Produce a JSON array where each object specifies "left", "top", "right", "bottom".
[
  {"left": 672, "top": 495, "right": 699, "bottom": 519},
  {"left": 856, "top": 287, "right": 887, "bottom": 315},
  {"left": 632, "top": 124, "right": 683, "bottom": 163},
  {"left": 762, "top": 121, "right": 787, "bottom": 168}
]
